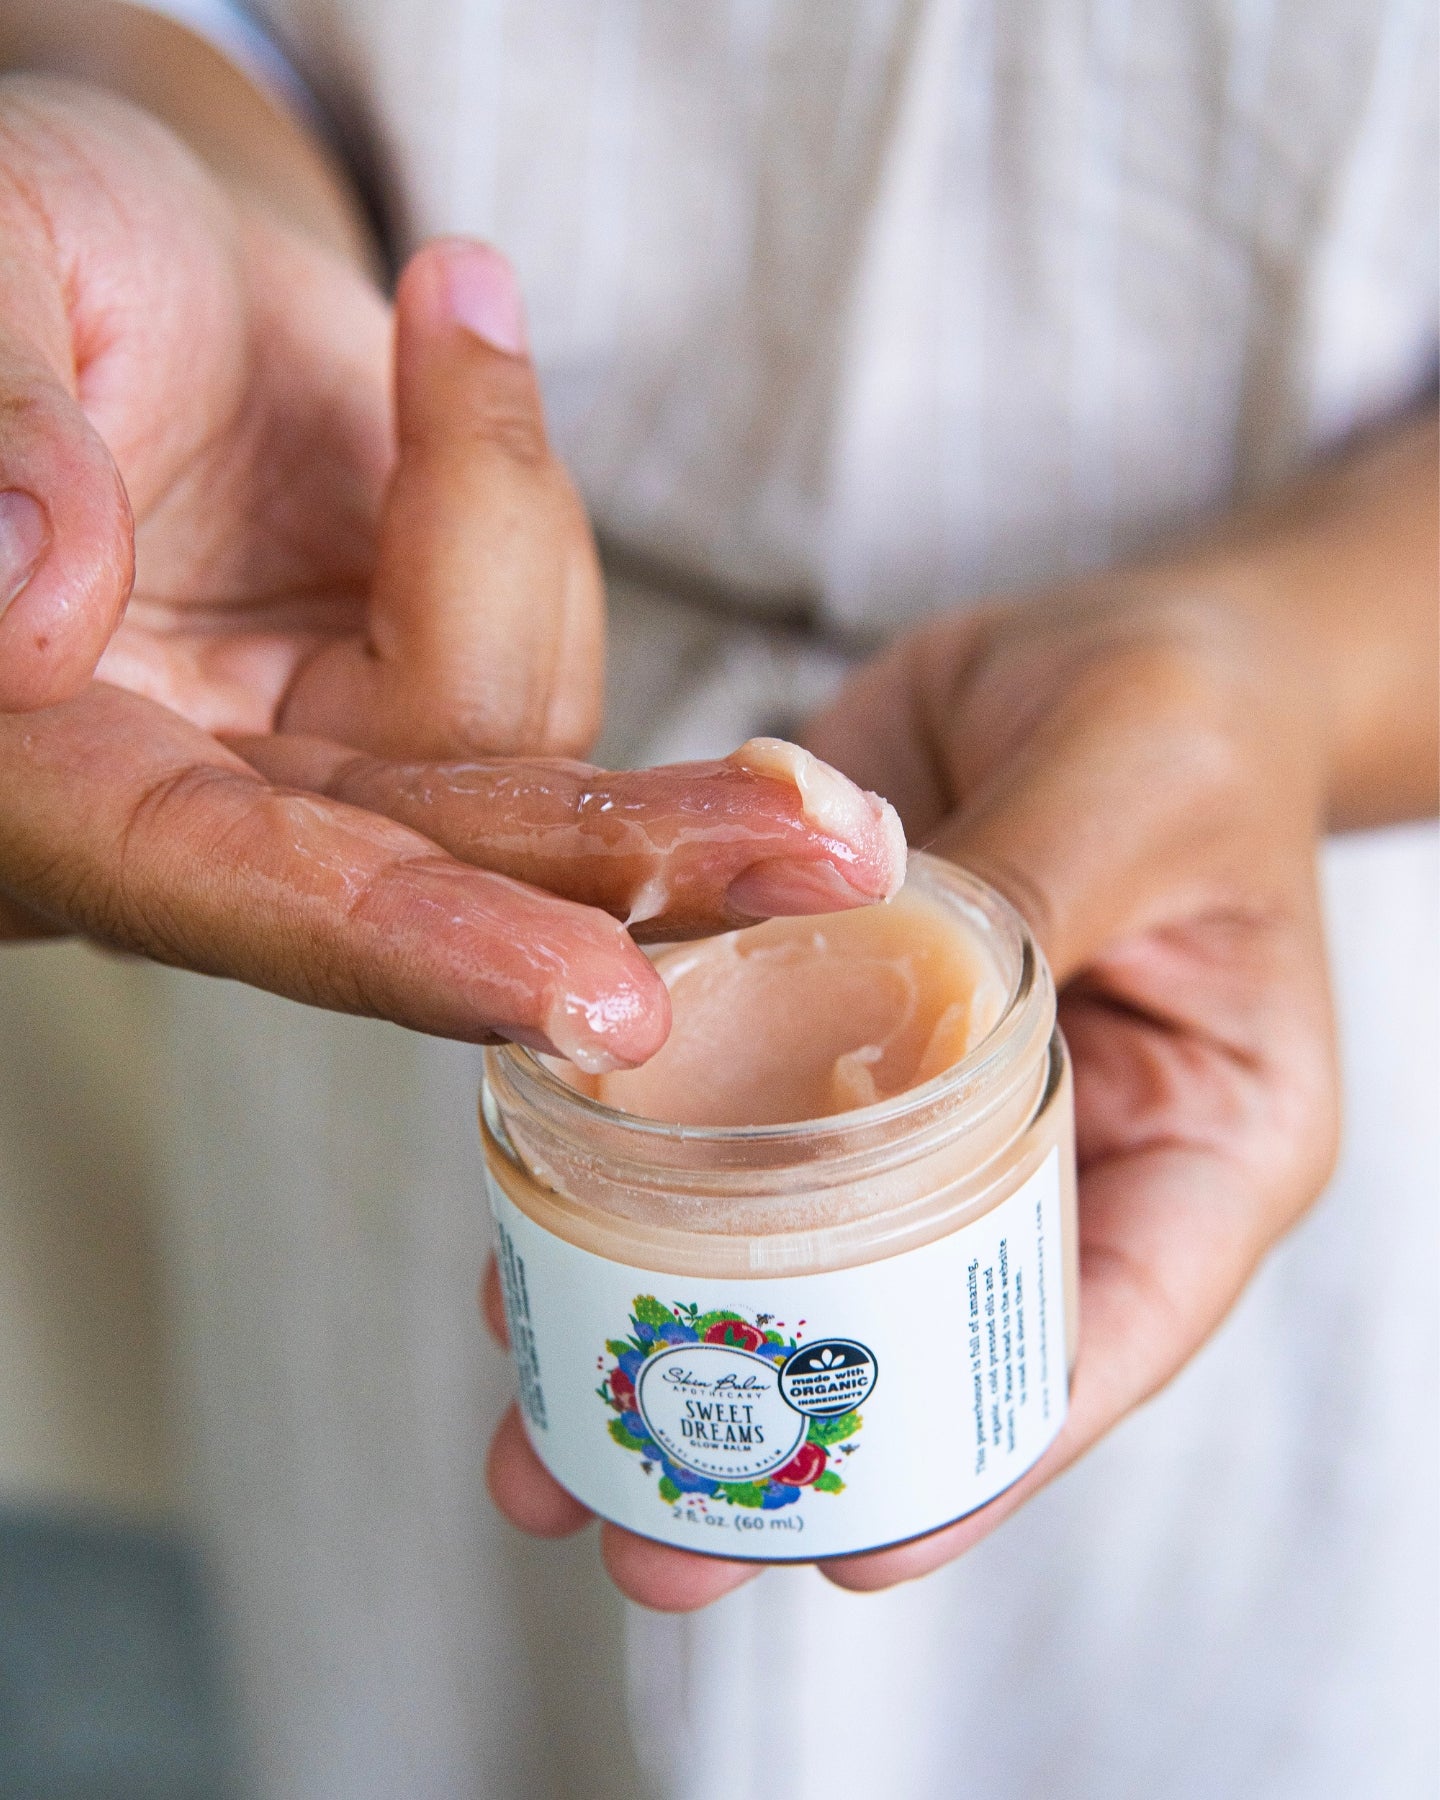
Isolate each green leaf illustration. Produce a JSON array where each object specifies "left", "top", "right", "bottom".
[
  {"left": 812, "top": 1469, "right": 845, "bottom": 1494},
  {"left": 632, "top": 1295, "right": 676, "bottom": 1328},
  {"left": 718, "top": 1482, "right": 766, "bottom": 1509},
  {"left": 694, "top": 1309, "right": 742, "bottom": 1336},
  {"left": 807, "top": 1411, "right": 862, "bottom": 1446},
  {"left": 657, "top": 1475, "right": 681, "bottom": 1503},
  {"left": 608, "top": 1419, "right": 650, "bottom": 1453},
  {"left": 605, "top": 1339, "right": 632, "bottom": 1358}
]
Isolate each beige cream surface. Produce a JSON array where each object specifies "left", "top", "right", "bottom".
[{"left": 588, "top": 886, "right": 1003, "bottom": 1126}]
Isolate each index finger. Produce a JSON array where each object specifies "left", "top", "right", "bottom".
[{"left": 231, "top": 734, "right": 908, "bottom": 940}]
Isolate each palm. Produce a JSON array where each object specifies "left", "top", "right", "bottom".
[
  {"left": 78, "top": 188, "right": 391, "bottom": 732},
  {"left": 37, "top": 92, "right": 601, "bottom": 760}
]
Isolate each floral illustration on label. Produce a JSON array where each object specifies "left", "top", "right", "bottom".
[{"left": 597, "top": 1297, "right": 875, "bottom": 1511}]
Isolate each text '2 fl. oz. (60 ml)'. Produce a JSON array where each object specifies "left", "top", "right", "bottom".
[{"left": 482, "top": 852, "right": 1078, "bottom": 1560}]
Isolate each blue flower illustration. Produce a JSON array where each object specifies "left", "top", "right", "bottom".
[
  {"left": 619, "top": 1410, "right": 652, "bottom": 1444},
  {"left": 660, "top": 1458, "right": 719, "bottom": 1496}
]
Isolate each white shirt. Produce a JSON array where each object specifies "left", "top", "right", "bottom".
[{"left": 149, "top": 0, "right": 1438, "bottom": 625}]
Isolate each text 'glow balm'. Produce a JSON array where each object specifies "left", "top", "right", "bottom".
[{"left": 482, "top": 853, "right": 1078, "bottom": 1561}]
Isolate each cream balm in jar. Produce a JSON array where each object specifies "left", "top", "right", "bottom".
[{"left": 482, "top": 852, "right": 1077, "bottom": 1561}]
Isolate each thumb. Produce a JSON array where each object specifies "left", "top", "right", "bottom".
[
  {"left": 282, "top": 238, "right": 604, "bottom": 759},
  {"left": 0, "top": 330, "right": 135, "bottom": 712}
]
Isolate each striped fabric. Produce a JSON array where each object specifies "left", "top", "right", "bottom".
[{"left": 250, "top": 0, "right": 1437, "bottom": 631}]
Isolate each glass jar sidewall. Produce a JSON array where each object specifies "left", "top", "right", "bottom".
[{"left": 483, "top": 1027, "right": 1075, "bottom": 1285}]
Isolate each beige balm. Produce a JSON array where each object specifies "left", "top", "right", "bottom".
[{"left": 483, "top": 853, "right": 1077, "bottom": 1561}]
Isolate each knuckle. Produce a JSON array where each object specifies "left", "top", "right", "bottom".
[
  {"left": 105, "top": 762, "right": 238, "bottom": 958},
  {"left": 475, "top": 404, "right": 549, "bottom": 467},
  {"left": 1272, "top": 1037, "right": 1343, "bottom": 1223},
  {"left": 427, "top": 351, "right": 551, "bottom": 467}
]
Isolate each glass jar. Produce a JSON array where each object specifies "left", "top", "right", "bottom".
[{"left": 482, "top": 853, "right": 1077, "bottom": 1561}]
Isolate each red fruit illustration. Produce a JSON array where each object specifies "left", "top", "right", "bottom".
[
  {"left": 704, "top": 1319, "right": 766, "bottom": 1352},
  {"left": 609, "top": 1369, "right": 636, "bottom": 1409},
  {"left": 773, "top": 1441, "right": 827, "bottom": 1487}
]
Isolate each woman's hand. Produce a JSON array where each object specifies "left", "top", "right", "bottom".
[
  {"left": 0, "top": 74, "right": 622, "bottom": 1054},
  {"left": 0, "top": 78, "right": 904, "bottom": 1065},
  {"left": 0, "top": 76, "right": 601, "bottom": 748},
  {"left": 484, "top": 580, "right": 1344, "bottom": 1600},
  {"left": 797, "top": 588, "right": 1343, "bottom": 1587}
]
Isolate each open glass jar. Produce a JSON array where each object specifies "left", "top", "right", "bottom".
[{"left": 482, "top": 854, "right": 1077, "bottom": 1561}]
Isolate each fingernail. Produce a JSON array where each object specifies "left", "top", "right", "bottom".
[
  {"left": 0, "top": 490, "right": 49, "bottom": 618},
  {"left": 724, "top": 857, "right": 873, "bottom": 920},
  {"left": 433, "top": 240, "right": 528, "bottom": 356}
]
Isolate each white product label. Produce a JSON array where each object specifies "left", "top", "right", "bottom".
[{"left": 488, "top": 1149, "right": 1067, "bottom": 1561}]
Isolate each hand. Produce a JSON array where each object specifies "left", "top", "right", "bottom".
[
  {"left": 0, "top": 79, "right": 903, "bottom": 1062},
  {"left": 0, "top": 77, "right": 600, "bottom": 749},
  {"left": 484, "top": 581, "right": 1340, "bottom": 1602}
]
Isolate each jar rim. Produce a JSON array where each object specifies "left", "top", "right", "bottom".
[{"left": 485, "top": 853, "right": 1053, "bottom": 1178}]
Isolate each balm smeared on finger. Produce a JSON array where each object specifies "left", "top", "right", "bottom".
[
  {"left": 727, "top": 737, "right": 907, "bottom": 904},
  {"left": 234, "top": 732, "right": 908, "bottom": 941}
]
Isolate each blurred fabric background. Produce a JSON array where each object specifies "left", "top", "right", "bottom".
[{"left": 0, "top": 946, "right": 237, "bottom": 1800}]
